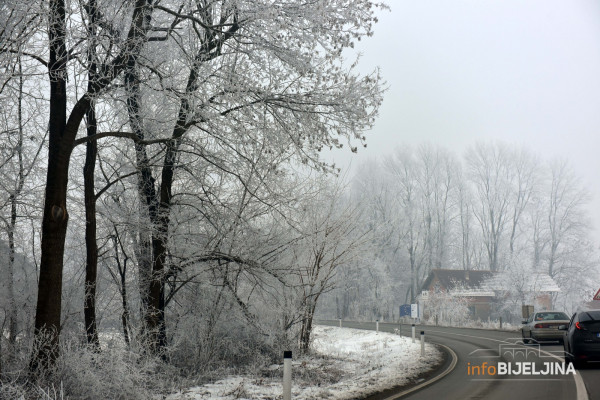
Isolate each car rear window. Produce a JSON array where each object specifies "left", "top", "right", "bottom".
[
  {"left": 579, "top": 311, "right": 600, "bottom": 322},
  {"left": 534, "top": 312, "right": 569, "bottom": 321}
]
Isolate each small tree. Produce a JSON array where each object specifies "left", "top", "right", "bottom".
[{"left": 292, "top": 178, "right": 368, "bottom": 352}]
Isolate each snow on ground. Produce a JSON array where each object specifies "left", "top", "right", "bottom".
[{"left": 166, "top": 326, "right": 442, "bottom": 400}]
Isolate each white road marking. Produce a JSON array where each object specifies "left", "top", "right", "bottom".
[{"left": 423, "top": 328, "right": 588, "bottom": 400}]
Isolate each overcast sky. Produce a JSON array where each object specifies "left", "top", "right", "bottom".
[{"left": 326, "top": 0, "right": 600, "bottom": 240}]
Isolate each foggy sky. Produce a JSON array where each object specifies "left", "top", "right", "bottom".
[{"left": 327, "top": 0, "right": 600, "bottom": 240}]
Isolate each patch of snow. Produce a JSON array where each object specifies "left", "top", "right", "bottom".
[{"left": 166, "top": 326, "right": 441, "bottom": 400}]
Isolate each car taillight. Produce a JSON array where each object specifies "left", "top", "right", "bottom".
[
  {"left": 575, "top": 322, "right": 586, "bottom": 330},
  {"left": 534, "top": 324, "right": 543, "bottom": 328}
]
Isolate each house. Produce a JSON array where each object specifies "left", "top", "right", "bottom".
[
  {"left": 419, "top": 269, "right": 561, "bottom": 321},
  {"left": 420, "top": 269, "right": 495, "bottom": 320},
  {"left": 479, "top": 271, "right": 560, "bottom": 312}
]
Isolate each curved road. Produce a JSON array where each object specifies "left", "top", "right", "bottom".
[{"left": 318, "top": 321, "right": 600, "bottom": 400}]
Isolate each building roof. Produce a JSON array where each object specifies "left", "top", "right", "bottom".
[
  {"left": 480, "top": 272, "right": 560, "bottom": 293},
  {"left": 421, "top": 268, "right": 560, "bottom": 295},
  {"left": 421, "top": 269, "right": 494, "bottom": 291}
]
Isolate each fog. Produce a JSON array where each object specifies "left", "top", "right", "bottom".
[{"left": 329, "top": 0, "right": 600, "bottom": 239}]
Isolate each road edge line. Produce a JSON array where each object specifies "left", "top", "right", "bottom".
[{"left": 381, "top": 343, "right": 458, "bottom": 400}]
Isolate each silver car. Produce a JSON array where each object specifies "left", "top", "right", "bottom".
[{"left": 521, "top": 311, "right": 570, "bottom": 343}]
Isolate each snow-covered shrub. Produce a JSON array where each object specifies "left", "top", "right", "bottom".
[
  {"left": 23, "top": 337, "right": 157, "bottom": 400},
  {"left": 165, "top": 279, "right": 285, "bottom": 378},
  {"left": 422, "top": 285, "right": 471, "bottom": 326},
  {"left": 0, "top": 380, "right": 29, "bottom": 400},
  {"left": 169, "top": 310, "right": 280, "bottom": 377},
  {"left": 57, "top": 344, "right": 156, "bottom": 399},
  {"left": 0, "top": 332, "right": 162, "bottom": 400}
]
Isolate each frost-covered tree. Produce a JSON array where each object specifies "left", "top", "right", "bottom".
[
  {"left": 0, "top": 59, "right": 45, "bottom": 348},
  {"left": 0, "top": 0, "right": 385, "bottom": 368},
  {"left": 113, "top": 1, "right": 385, "bottom": 353},
  {"left": 465, "top": 142, "right": 513, "bottom": 272},
  {"left": 293, "top": 179, "right": 368, "bottom": 351},
  {"left": 545, "top": 159, "right": 590, "bottom": 278}
]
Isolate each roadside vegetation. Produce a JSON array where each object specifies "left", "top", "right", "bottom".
[{"left": 1, "top": 1, "right": 598, "bottom": 398}]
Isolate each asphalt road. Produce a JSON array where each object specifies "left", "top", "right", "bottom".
[{"left": 318, "top": 320, "right": 600, "bottom": 400}]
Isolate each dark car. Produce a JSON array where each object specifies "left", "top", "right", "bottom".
[{"left": 563, "top": 310, "right": 600, "bottom": 368}]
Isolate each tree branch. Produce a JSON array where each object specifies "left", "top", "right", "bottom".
[
  {"left": 4, "top": 49, "right": 48, "bottom": 67},
  {"left": 72, "top": 131, "right": 172, "bottom": 147}
]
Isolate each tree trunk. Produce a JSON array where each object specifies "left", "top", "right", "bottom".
[
  {"left": 83, "top": 0, "right": 100, "bottom": 349},
  {"left": 112, "top": 230, "right": 132, "bottom": 346},
  {"left": 299, "top": 305, "right": 315, "bottom": 352},
  {"left": 30, "top": 0, "right": 151, "bottom": 371},
  {"left": 124, "top": 60, "right": 160, "bottom": 350},
  {"left": 30, "top": 0, "right": 70, "bottom": 371},
  {"left": 8, "top": 198, "right": 18, "bottom": 345},
  {"left": 142, "top": 59, "right": 202, "bottom": 353},
  {"left": 7, "top": 58, "right": 25, "bottom": 346},
  {"left": 121, "top": 275, "right": 131, "bottom": 346},
  {"left": 83, "top": 101, "right": 99, "bottom": 349}
]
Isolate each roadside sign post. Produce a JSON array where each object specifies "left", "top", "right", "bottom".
[
  {"left": 400, "top": 304, "right": 411, "bottom": 319},
  {"left": 411, "top": 324, "right": 415, "bottom": 343},
  {"left": 283, "top": 351, "right": 292, "bottom": 400},
  {"left": 410, "top": 304, "right": 418, "bottom": 320},
  {"left": 522, "top": 305, "right": 534, "bottom": 319}
]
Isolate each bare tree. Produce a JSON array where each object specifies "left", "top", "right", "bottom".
[
  {"left": 416, "top": 144, "right": 459, "bottom": 269},
  {"left": 0, "top": 52, "right": 46, "bottom": 350},
  {"left": 294, "top": 179, "right": 368, "bottom": 351},
  {"left": 546, "top": 159, "right": 590, "bottom": 278},
  {"left": 385, "top": 147, "right": 428, "bottom": 302},
  {"left": 507, "top": 147, "right": 537, "bottom": 255},
  {"left": 466, "top": 142, "right": 514, "bottom": 272}
]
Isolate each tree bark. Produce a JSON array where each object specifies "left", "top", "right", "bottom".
[{"left": 83, "top": 0, "right": 100, "bottom": 349}]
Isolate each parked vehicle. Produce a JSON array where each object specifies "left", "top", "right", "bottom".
[
  {"left": 521, "top": 311, "right": 570, "bottom": 343},
  {"left": 563, "top": 310, "right": 600, "bottom": 368}
]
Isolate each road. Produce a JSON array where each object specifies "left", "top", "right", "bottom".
[{"left": 318, "top": 320, "right": 600, "bottom": 400}]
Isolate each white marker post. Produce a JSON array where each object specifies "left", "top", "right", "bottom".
[
  {"left": 283, "top": 351, "right": 292, "bottom": 400},
  {"left": 412, "top": 324, "right": 416, "bottom": 343},
  {"left": 376, "top": 320, "right": 379, "bottom": 334},
  {"left": 339, "top": 318, "right": 342, "bottom": 328},
  {"left": 420, "top": 331, "right": 425, "bottom": 357}
]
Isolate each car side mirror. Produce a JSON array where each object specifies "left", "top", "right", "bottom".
[
  {"left": 558, "top": 325, "right": 567, "bottom": 330},
  {"left": 522, "top": 320, "right": 528, "bottom": 324}
]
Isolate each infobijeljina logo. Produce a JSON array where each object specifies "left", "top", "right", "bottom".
[
  {"left": 467, "top": 338, "right": 576, "bottom": 379},
  {"left": 467, "top": 361, "right": 575, "bottom": 377}
]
